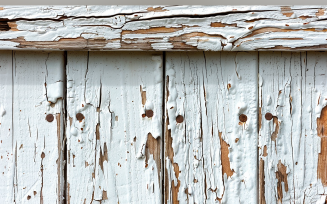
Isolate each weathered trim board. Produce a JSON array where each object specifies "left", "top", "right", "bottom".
[
  {"left": 0, "top": 6, "right": 327, "bottom": 51},
  {"left": 1, "top": 51, "right": 327, "bottom": 204}
]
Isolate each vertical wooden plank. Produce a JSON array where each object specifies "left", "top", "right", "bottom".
[
  {"left": 66, "top": 51, "right": 163, "bottom": 203},
  {"left": 0, "top": 51, "right": 13, "bottom": 203},
  {"left": 12, "top": 51, "right": 65, "bottom": 203},
  {"left": 165, "top": 52, "right": 258, "bottom": 203},
  {"left": 259, "top": 52, "right": 327, "bottom": 204}
]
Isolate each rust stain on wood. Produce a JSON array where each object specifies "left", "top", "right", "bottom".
[
  {"left": 210, "top": 22, "right": 237, "bottom": 27},
  {"left": 218, "top": 131, "right": 234, "bottom": 178},
  {"left": 316, "top": 106, "right": 327, "bottom": 186},
  {"left": 259, "top": 159, "right": 266, "bottom": 204},
  {"left": 145, "top": 133, "right": 161, "bottom": 183},
  {"left": 275, "top": 160, "right": 288, "bottom": 202},
  {"left": 140, "top": 85, "right": 146, "bottom": 105},
  {"left": 281, "top": 6, "right": 294, "bottom": 17}
]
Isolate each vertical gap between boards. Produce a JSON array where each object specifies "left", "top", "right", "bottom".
[
  {"left": 63, "top": 51, "right": 68, "bottom": 204},
  {"left": 162, "top": 51, "right": 166, "bottom": 204}
]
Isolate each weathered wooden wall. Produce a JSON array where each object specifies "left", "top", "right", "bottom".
[{"left": 1, "top": 51, "right": 327, "bottom": 204}]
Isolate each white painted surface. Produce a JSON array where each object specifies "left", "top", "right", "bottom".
[
  {"left": 0, "top": 51, "right": 13, "bottom": 203},
  {"left": 165, "top": 52, "right": 258, "bottom": 203},
  {"left": 259, "top": 52, "right": 327, "bottom": 203},
  {"left": 11, "top": 52, "right": 64, "bottom": 203},
  {"left": 1, "top": 50, "right": 326, "bottom": 204},
  {"left": 0, "top": 6, "right": 326, "bottom": 51},
  {"left": 66, "top": 51, "right": 163, "bottom": 203}
]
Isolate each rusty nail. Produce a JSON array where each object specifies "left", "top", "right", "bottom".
[
  {"left": 176, "top": 115, "right": 184, "bottom": 123},
  {"left": 146, "top": 110, "right": 154, "bottom": 118},
  {"left": 46, "top": 114, "right": 54, "bottom": 122},
  {"left": 76, "top": 113, "right": 85, "bottom": 121},
  {"left": 239, "top": 114, "right": 247, "bottom": 122},
  {"left": 265, "top": 113, "right": 273, "bottom": 121}
]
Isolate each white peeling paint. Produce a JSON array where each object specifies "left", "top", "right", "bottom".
[
  {"left": 0, "top": 6, "right": 326, "bottom": 50},
  {"left": 0, "top": 51, "right": 65, "bottom": 203},
  {"left": 259, "top": 52, "right": 327, "bottom": 203},
  {"left": 66, "top": 51, "right": 163, "bottom": 203},
  {"left": 165, "top": 52, "right": 258, "bottom": 203}
]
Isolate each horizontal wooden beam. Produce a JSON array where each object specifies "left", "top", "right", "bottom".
[{"left": 0, "top": 5, "right": 327, "bottom": 51}]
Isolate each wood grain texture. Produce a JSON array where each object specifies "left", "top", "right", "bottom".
[
  {"left": 66, "top": 51, "right": 163, "bottom": 203},
  {"left": 0, "top": 6, "right": 327, "bottom": 51},
  {"left": 259, "top": 52, "right": 327, "bottom": 204},
  {"left": 10, "top": 51, "right": 65, "bottom": 203},
  {"left": 165, "top": 52, "right": 258, "bottom": 203},
  {"left": 0, "top": 51, "right": 13, "bottom": 203}
]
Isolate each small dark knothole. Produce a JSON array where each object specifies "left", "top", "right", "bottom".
[
  {"left": 265, "top": 113, "right": 273, "bottom": 121},
  {"left": 239, "top": 114, "right": 247, "bottom": 123},
  {"left": 145, "top": 110, "right": 154, "bottom": 118},
  {"left": 176, "top": 115, "right": 184, "bottom": 123},
  {"left": 76, "top": 113, "right": 85, "bottom": 121},
  {"left": 45, "top": 114, "right": 54, "bottom": 122},
  {"left": 0, "top": 20, "right": 10, "bottom": 31}
]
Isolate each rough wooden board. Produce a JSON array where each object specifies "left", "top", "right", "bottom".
[
  {"left": 11, "top": 51, "right": 65, "bottom": 203},
  {"left": 165, "top": 52, "right": 258, "bottom": 203},
  {"left": 258, "top": 52, "right": 327, "bottom": 204},
  {"left": 66, "top": 51, "right": 163, "bottom": 203},
  {"left": 0, "top": 51, "right": 13, "bottom": 203},
  {"left": 0, "top": 6, "right": 327, "bottom": 51}
]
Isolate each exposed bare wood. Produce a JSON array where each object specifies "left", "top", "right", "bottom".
[
  {"left": 165, "top": 52, "right": 258, "bottom": 203},
  {"left": 0, "top": 6, "right": 326, "bottom": 51}
]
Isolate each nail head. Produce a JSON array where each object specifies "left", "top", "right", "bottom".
[
  {"left": 265, "top": 113, "right": 273, "bottom": 120},
  {"left": 239, "top": 114, "right": 247, "bottom": 122},
  {"left": 176, "top": 115, "right": 184, "bottom": 123},
  {"left": 76, "top": 113, "right": 85, "bottom": 121},
  {"left": 46, "top": 114, "right": 54, "bottom": 122}
]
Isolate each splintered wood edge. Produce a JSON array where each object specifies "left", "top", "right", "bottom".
[{"left": 0, "top": 5, "right": 327, "bottom": 51}]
